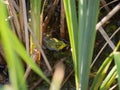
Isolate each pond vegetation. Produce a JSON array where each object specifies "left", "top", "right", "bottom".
[{"left": 0, "top": 0, "right": 120, "bottom": 90}]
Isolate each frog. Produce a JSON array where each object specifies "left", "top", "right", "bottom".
[{"left": 43, "top": 35, "right": 67, "bottom": 51}]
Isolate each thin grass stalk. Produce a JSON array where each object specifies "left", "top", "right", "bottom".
[
  {"left": 113, "top": 41, "right": 120, "bottom": 89},
  {"left": 22, "top": 0, "right": 29, "bottom": 53},
  {"left": 100, "top": 66, "right": 117, "bottom": 90},
  {"left": 63, "top": 0, "right": 78, "bottom": 89},
  {"left": 91, "top": 53, "right": 113, "bottom": 90},
  {"left": 114, "top": 51, "right": 120, "bottom": 89},
  {"left": 7, "top": 0, "right": 22, "bottom": 41}
]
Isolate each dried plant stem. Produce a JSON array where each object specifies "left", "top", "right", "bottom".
[
  {"left": 91, "top": 27, "right": 120, "bottom": 68},
  {"left": 28, "top": 24, "right": 52, "bottom": 72},
  {"left": 62, "top": 69, "right": 74, "bottom": 87},
  {"left": 100, "top": 0, "right": 118, "bottom": 10},
  {"left": 30, "top": 58, "right": 66, "bottom": 90},
  {"left": 21, "top": 0, "right": 29, "bottom": 53},
  {"left": 60, "top": 0, "right": 65, "bottom": 38},
  {"left": 96, "top": 3, "right": 120, "bottom": 30},
  {"left": 98, "top": 27, "right": 115, "bottom": 50},
  {"left": 100, "top": 0, "right": 110, "bottom": 12},
  {"left": 12, "top": 0, "right": 19, "bottom": 12},
  {"left": 24, "top": 49, "right": 38, "bottom": 79},
  {"left": 8, "top": 0, "right": 22, "bottom": 40},
  {"left": 40, "top": 0, "right": 46, "bottom": 45},
  {"left": 109, "top": 84, "right": 118, "bottom": 90},
  {"left": 42, "top": 0, "right": 59, "bottom": 33}
]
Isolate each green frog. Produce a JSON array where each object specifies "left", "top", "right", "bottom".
[{"left": 43, "top": 35, "right": 67, "bottom": 51}]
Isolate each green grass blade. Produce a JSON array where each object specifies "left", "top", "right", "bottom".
[
  {"left": 63, "top": 0, "right": 78, "bottom": 64},
  {"left": 63, "top": 0, "right": 78, "bottom": 89},
  {"left": 30, "top": 0, "right": 41, "bottom": 52},
  {"left": 91, "top": 53, "right": 113, "bottom": 90},
  {"left": 78, "top": 0, "right": 87, "bottom": 89},
  {"left": 30, "top": 0, "right": 41, "bottom": 40},
  {"left": 64, "top": 0, "right": 100, "bottom": 89},
  {"left": 1, "top": 34, "right": 27, "bottom": 90},
  {"left": 100, "top": 66, "right": 117, "bottom": 90},
  {"left": 0, "top": 85, "right": 13, "bottom": 90},
  {"left": 8, "top": 29, "right": 50, "bottom": 83},
  {"left": 78, "top": 0, "right": 100, "bottom": 90},
  {"left": 78, "top": 1, "right": 87, "bottom": 89},
  {"left": 114, "top": 52, "right": 120, "bottom": 89},
  {"left": 0, "top": 2, "right": 50, "bottom": 90},
  {"left": 0, "top": 2, "right": 27, "bottom": 90}
]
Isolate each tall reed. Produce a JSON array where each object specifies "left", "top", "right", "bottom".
[{"left": 63, "top": 0, "right": 100, "bottom": 90}]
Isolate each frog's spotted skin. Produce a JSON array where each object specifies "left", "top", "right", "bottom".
[{"left": 43, "top": 36, "right": 67, "bottom": 51}]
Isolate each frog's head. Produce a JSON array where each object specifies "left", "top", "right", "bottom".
[
  {"left": 52, "top": 38, "right": 67, "bottom": 51},
  {"left": 44, "top": 37, "right": 67, "bottom": 51}
]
